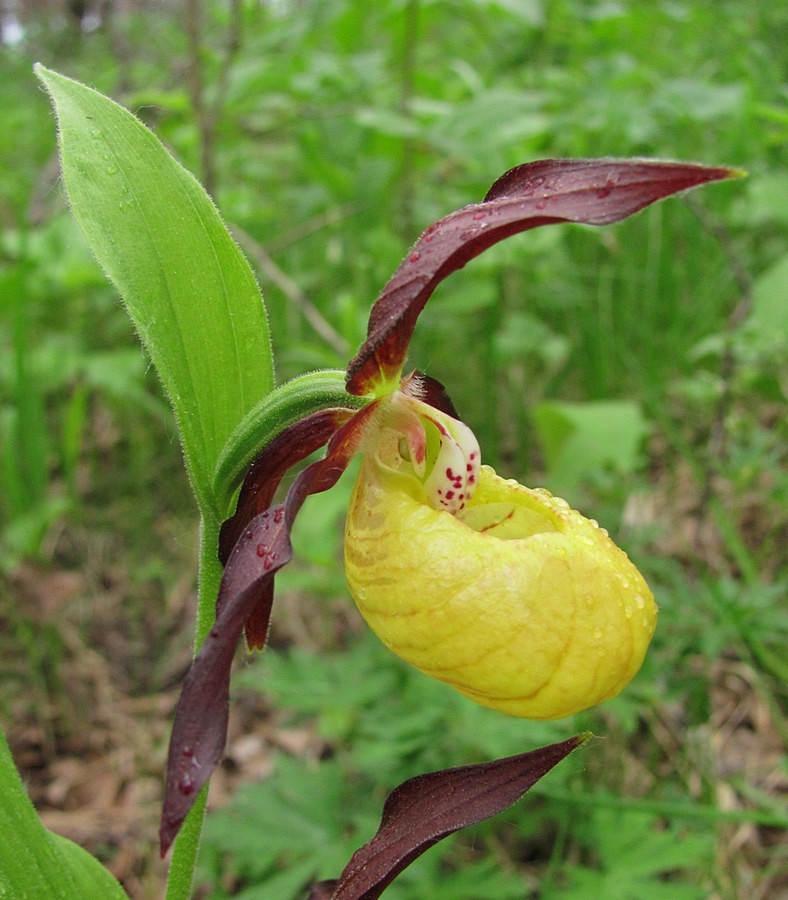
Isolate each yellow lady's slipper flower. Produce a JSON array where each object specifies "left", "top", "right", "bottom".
[
  {"left": 164, "top": 159, "right": 734, "bottom": 851},
  {"left": 345, "top": 393, "right": 657, "bottom": 719}
]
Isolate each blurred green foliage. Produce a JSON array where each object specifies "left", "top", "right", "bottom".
[{"left": 1, "top": 0, "right": 785, "bottom": 897}]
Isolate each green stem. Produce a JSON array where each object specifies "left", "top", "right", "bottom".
[
  {"left": 164, "top": 511, "right": 223, "bottom": 899},
  {"left": 163, "top": 788, "right": 208, "bottom": 900}
]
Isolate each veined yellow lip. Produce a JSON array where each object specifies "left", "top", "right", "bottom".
[{"left": 345, "top": 455, "right": 657, "bottom": 720}]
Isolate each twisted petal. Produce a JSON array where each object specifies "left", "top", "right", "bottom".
[
  {"left": 346, "top": 159, "right": 740, "bottom": 395},
  {"left": 345, "top": 461, "right": 656, "bottom": 719}
]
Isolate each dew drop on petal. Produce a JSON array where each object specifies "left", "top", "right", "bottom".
[{"left": 178, "top": 773, "right": 195, "bottom": 796}]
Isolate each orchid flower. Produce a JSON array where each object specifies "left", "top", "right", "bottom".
[
  {"left": 344, "top": 383, "right": 655, "bottom": 720},
  {"left": 160, "top": 158, "right": 736, "bottom": 860}
]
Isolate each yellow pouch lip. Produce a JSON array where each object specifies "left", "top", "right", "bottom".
[{"left": 345, "top": 462, "right": 657, "bottom": 720}]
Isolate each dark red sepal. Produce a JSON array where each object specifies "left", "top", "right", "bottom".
[
  {"left": 346, "top": 158, "right": 737, "bottom": 395},
  {"left": 307, "top": 883, "right": 338, "bottom": 900},
  {"left": 159, "top": 505, "right": 283, "bottom": 856},
  {"left": 218, "top": 407, "right": 357, "bottom": 648},
  {"left": 309, "top": 734, "right": 591, "bottom": 900},
  {"left": 219, "top": 408, "right": 356, "bottom": 565},
  {"left": 160, "top": 402, "right": 379, "bottom": 856},
  {"left": 399, "top": 370, "right": 460, "bottom": 418}
]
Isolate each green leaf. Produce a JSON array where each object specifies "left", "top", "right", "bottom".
[
  {"left": 551, "top": 808, "right": 714, "bottom": 900},
  {"left": 34, "top": 65, "right": 274, "bottom": 515},
  {"left": 752, "top": 253, "right": 788, "bottom": 337},
  {"left": 533, "top": 399, "right": 649, "bottom": 489},
  {"left": 0, "top": 729, "right": 128, "bottom": 899}
]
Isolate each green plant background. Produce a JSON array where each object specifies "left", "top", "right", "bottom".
[{"left": 1, "top": 1, "right": 785, "bottom": 898}]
